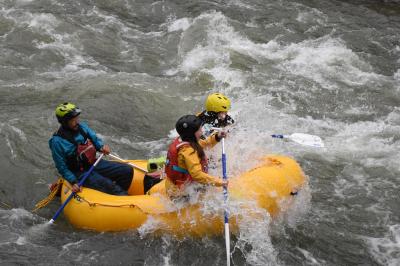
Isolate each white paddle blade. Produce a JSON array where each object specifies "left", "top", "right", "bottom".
[{"left": 288, "top": 133, "right": 325, "bottom": 148}]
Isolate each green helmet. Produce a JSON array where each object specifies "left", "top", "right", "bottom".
[{"left": 55, "top": 102, "right": 81, "bottom": 123}]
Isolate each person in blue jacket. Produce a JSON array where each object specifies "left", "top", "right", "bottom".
[{"left": 49, "top": 102, "right": 133, "bottom": 195}]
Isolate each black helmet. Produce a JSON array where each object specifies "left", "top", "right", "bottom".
[{"left": 176, "top": 115, "right": 203, "bottom": 141}]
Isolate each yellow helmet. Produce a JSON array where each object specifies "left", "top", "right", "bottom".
[
  {"left": 205, "top": 93, "right": 231, "bottom": 113},
  {"left": 55, "top": 102, "right": 81, "bottom": 123}
]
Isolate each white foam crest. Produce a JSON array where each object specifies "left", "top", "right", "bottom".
[
  {"left": 386, "top": 107, "right": 400, "bottom": 126},
  {"left": 27, "top": 13, "right": 59, "bottom": 31},
  {"left": 296, "top": 247, "right": 325, "bottom": 265},
  {"left": 185, "top": 17, "right": 384, "bottom": 91},
  {"left": 15, "top": 0, "right": 33, "bottom": 4},
  {"left": 160, "top": 236, "right": 173, "bottom": 266},
  {"left": 15, "top": 236, "right": 27, "bottom": 245},
  {"left": 178, "top": 187, "right": 279, "bottom": 265},
  {"left": 332, "top": 165, "right": 375, "bottom": 200},
  {"left": 3, "top": 208, "right": 34, "bottom": 220},
  {"left": 167, "top": 128, "right": 178, "bottom": 139},
  {"left": 176, "top": 11, "right": 272, "bottom": 70},
  {"left": 8, "top": 125, "right": 27, "bottom": 142},
  {"left": 180, "top": 45, "right": 228, "bottom": 74},
  {"left": 280, "top": 183, "right": 312, "bottom": 228},
  {"left": 58, "top": 240, "right": 85, "bottom": 257},
  {"left": 296, "top": 7, "right": 328, "bottom": 26},
  {"left": 5, "top": 11, "right": 78, "bottom": 66},
  {"left": 70, "top": 251, "right": 99, "bottom": 264},
  {"left": 3, "top": 9, "right": 107, "bottom": 78},
  {"left": 0, "top": 122, "right": 31, "bottom": 159},
  {"left": 199, "top": 186, "right": 307, "bottom": 265},
  {"left": 207, "top": 66, "right": 245, "bottom": 91},
  {"left": 270, "top": 37, "right": 382, "bottom": 89},
  {"left": 176, "top": 12, "right": 248, "bottom": 91},
  {"left": 324, "top": 120, "right": 400, "bottom": 172},
  {"left": 0, "top": 208, "right": 40, "bottom": 232},
  {"left": 86, "top": 7, "right": 162, "bottom": 40},
  {"left": 394, "top": 69, "right": 400, "bottom": 83},
  {"left": 215, "top": 92, "right": 324, "bottom": 174},
  {"left": 36, "top": 32, "right": 105, "bottom": 77},
  {"left": 85, "top": 6, "right": 147, "bottom": 39},
  {"left": 365, "top": 203, "right": 391, "bottom": 225},
  {"left": 234, "top": 202, "right": 278, "bottom": 265},
  {"left": 365, "top": 224, "right": 400, "bottom": 266},
  {"left": 137, "top": 216, "right": 167, "bottom": 237},
  {"left": 2, "top": 8, "right": 58, "bottom": 33},
  {"left": 5, "top": 136, "right": 16, "bottom": 159},
  {"left": 99, "top": 134, "right": 168, "bottom": 157},
  {"left": 167, "top": 17, "right": 192, "bottom": 32},
  {"left": 177, "top": 11, "right": 384, "bottom": 97},
  {"left": 86, "top": 7, "right": 124, "bottom": 30},
  {"left": 226, "top": 0, "right": 257, "bottom": 10}
]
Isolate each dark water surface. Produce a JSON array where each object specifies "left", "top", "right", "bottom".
[{"left": 1, "top": 0, "right": 399, "bottom": 265}]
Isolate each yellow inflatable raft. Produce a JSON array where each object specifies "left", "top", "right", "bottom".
[{"left": 60, "top": 155, "right": 305, "bottom": 236}]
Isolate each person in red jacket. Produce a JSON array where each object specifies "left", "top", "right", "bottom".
[{"left": 165, "top": 115, "right": 228, "bottom": 199}]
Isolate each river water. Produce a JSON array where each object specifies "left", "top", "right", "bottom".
[{"left": 1, "top": 0, "right": 399, "bottom": 265}]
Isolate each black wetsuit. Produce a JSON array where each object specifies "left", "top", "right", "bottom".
[
  {"left": 197, "top": 111, "right": 234, "bottom": 128},
  {"left": 197, "top": 110, "right": 234, "bottom": 139}
]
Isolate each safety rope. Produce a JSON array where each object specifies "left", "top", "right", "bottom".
[
  {"left": 32, "top": 178, "right": 64, "bottom": 212},
  {"left": 73, "top": 194, "right": 137, "bottom": 208},
  {"left": 33, "top": 178, "right": 138, "bottom": 210},
  {"left": 0, "top": 201, "right": 12, "bottom": 209}
]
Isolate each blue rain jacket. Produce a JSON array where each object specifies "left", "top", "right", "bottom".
[{"left": 49, "top": 122, "right": 104, "bottom": 184}]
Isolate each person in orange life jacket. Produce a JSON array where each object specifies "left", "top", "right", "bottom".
[
  {"left": 49, "top": 103, "right": 133, "bottom": 195},
  {"left": 197, "top": 93, "right": 234, "bottom": 138},
  {"left": 165, "top": 115, "right": 228, "bottom": 198}
]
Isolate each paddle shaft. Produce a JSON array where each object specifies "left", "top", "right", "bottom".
[
  {"left": 108, "top": 153, "right": 148, "bottom": 173},
  {"left": 222, "top": 138, "right": 230, "bottom": 266},
  {"left": 48, "top": 153, "right": 104, "bottom": 224}
]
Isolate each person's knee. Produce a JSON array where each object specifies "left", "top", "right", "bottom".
[
  {"left": 118, "top": 166, "right": 133, "bottom": 188},
  {"left": 121, "top": 165, "right": 133, "bottom": 177}
]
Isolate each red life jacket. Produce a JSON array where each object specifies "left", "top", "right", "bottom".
[
  {"left": 76, "top": 139, "right": 97, "bottom": 167},
  {"left": 165, "top": 137, "right": 208, "bottom": 188}
]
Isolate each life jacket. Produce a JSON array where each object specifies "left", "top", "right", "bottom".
[
  {"left": 54, "top": 125, "right": 97, "bottom": 172},
  {"left": 165, "top": 137, "right": 208, "bottom": 188}
]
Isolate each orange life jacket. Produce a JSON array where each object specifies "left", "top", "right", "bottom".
[{"left": 165, "top": 137, "right": 208, "bottom": 188}]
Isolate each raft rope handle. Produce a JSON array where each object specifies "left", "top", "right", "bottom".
[
  {"left": 33, "top": 178, "right": 138, "bottom": 211},
  {"left": 71, "top": 194, "right": 137, "bottom": 208},
  {"left": 34, "top": 154, "right": 143, "bottom": 212},
  {"left": 0, "top": 201, "right": 12, "bottom": 209}
]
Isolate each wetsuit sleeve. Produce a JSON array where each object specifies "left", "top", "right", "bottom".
[
  {"left": 80, "top": 122, "right": 104, "bottom": 150},
  {"left": 49, "top": 137, "right": 78, "bottom": 184},
  {"left": 179, "top": 147, "right": 224, "bottom": 187},
  {"left": 198, "top": 133, "right": 219, "bottom": 149}
]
